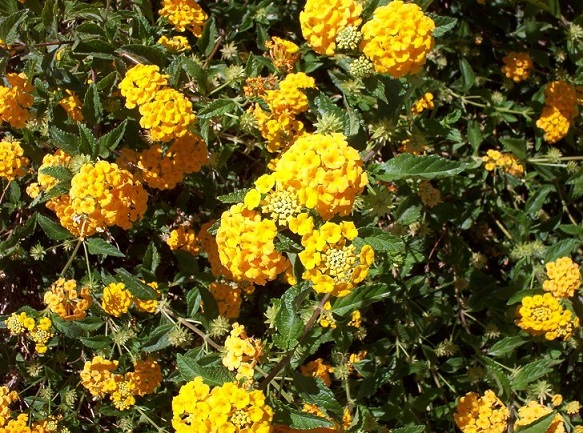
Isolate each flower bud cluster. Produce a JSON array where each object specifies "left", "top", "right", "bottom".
[{"left": 5, "top": 312, "right": 54, "bottom": 354}]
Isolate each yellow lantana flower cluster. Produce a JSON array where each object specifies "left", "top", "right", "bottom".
[
  {"left": 222, "top": 323, "right": 262, "bottom": 383},
  {"left": 299, "top": 221, "right": 374, "bottom": 297},
  {"left": 0, "top": 73, "right": 34, "bottom": 128},
  {"left": 159, "top": 0, "right": 208, "bottom": 37},
  {"left": 482, "top": 149, "right": 524, "bottom": 177},
  {"left": 172, "top": 377, "right": 273, "bottom": 433},
  {"left": 250, "top": 72, "right": 316, "bottom": 153},
  {"left": 119, "top": 64, "right": 196, "bottom": 142},
  {"left": 80, "top": 356, "right": 162, "bottom": 410},
  {"left": 102, "top": 281, "right": 161, "bottom": 317},
  {"left": 265, "top": 36, "right": 300, "bottom": 73},
  {"left": 0, "top": 139, "right": 29, "bottom": 180},
  {"left": 4, "top": 312, "right": 53, "bottom": 354},
  {"left": 67, "top": 161, "right": 148, "bottom": 236},
  {"left": 411, "top": 92, "right": 434, "bottom": 114},
  {"left": 26, "top": 149, "right": 73, "bottom": 199},
  {"left": 166, "top": 225, "right": 201, "bottom": 256},
  {"left": 536, "top": 81, "right": 579, "bottom": 144},
  {"left": 0, "top": 386, "right": 19, "bottom": 427},
  {"left": 158, "top": 35, "right": 192, "bottom": 53},
  {"left": 454, "top": 390, "right": 510, "bottom": 433},
  {"left": 501, "top": 52, "right": 533, "bottom": 83},
  {"left": 543, "top": 257, "right": 581, "bottom": 299},
  {"left": 121, "top": 132, "right": 208, "bottom": 190},
  {"left": 515, "top": 293, "right": 579, "bottom": 341},
  {"left": 299, "top": 0, "right": 362, "bottom": 56},
  {"left": 360, "top": 1, "right": 435, "bottom": 77},
  {"left": 216, "top": 203, "right": 290, "bottom": 285},
  {"left": 209, "top": 281, "right": 242, "bottom": 319},
  {"left": 199, "top": 220, "right": 234, "bottom": 279},
  {"left": 0, "top": 413, "right": 55, "bottom": 433},
  {"left": 300, "top": 358, "right": 334, "bottom": 387},
  {"left": 59, "top": 89, "right": 84, "bottom": 122},
  {"left": 515, "top": 401, "right": 565, "bottom": 433},
  {"left": 271, "top": 133, "right": 368, "bottom": 220},
  {"left": 43, "top": 278, "right": 93, "bottom": 321}
]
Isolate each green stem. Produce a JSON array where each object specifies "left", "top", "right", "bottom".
[{"left": 59, "top": 238, "right": 83, "bottom": 277}]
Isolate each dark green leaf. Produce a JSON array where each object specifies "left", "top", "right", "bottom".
[
  {"left": 374, "top": 154, "right": 467, "bottom": 181},
  {"left": 39, "top": 166, "right": 73, "bottom": 183},
  {"left": 274, "top": 284, "right": 304, "bottom": 350},
  {"left": 97, "top": 120, "right": 127, "bottom": 158},
  {"left": 142, "top": 324, "right": 174, "bottom": 352},
  {"left": 292, "top": 372, "right": 343, "bottom": 416},
  {"left": 74, "top": 38, "right": 116, "bottom": 59},
  {"left": 142, "top": 241, "right": 160, "bottom": 273},
  {"left": 36, "top": 213, "right": 72, "bottom": 240},
  {"left": 393, "top": 426, "right": 426, "bottom": 433},
  {"left": 86, "top": 238, "right": 126, "bottom": 258},
  {"left": 78, "top": 123, "right": 98, "bottom": 157},
  {"left": 488, "top": 335, "right": 526, "bottom": 357},
  {"left": 117, "top": 44, "right": 166, "bottom": 67},
  {"left": 197, "top": 99, "right": 239, "bottom": 119},
  {"left": 273, "top": 405, "right": 334, "bottom": 430},
  {"left": 332, "top": 284, "right": 392, "bottom": 316},
  {"left": 176, "top": 353, "right": 235, "bottom": 386},
  {"left": 49, "top": 127, "right": 80, "bottom": 156},
  {"left": 114, "top": 268, "right": 157, "bottom": 300},
  {"left": 459, "top": 58, "right": 475, "bottom": 91},
  {"left": 515, "top": 412, "right": 556, "bottom": 433},
  {"left": 512, "top": 359, "right": 562, "bottom": 391},
  {"left": 430, "top": 15, "right": 457, "bottom": 38},
  {"left": 0, "top": 9, "right": 28, "bottom": 44},
  {"left": 217, "top": 189, "right": 250, "bottom": 204},
  {"left": 79, "top": 336, "right": 111, "bottom": 350},
  {"left": 82, "top": 83, "right": 103, "bottom": 125},
  {"left": 544, "top": 239, "right": 582, "bottom": 262}
]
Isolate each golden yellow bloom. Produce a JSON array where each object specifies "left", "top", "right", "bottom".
[
  {"left": 411, "top": 92, "right": 434, "bottom": 114},
  {"left": 418, "top": 180, "right": 441, "bottom": 208},
  {"left": 536, "top": 106, "right": 572, "bottom": 144},
  {"left": 158, "top": 35, "right": 192, "bottom": 53},
  {"left": 109, "top": 379, "right": 136, "bottom": 411},
  {"left": 272, "top": 133, "right": 368, "bottom": 220},
  {"left": 119, "top": 64, "right": 169, "bottom": 109},
  {"left": 543, "top": 257, "right": 580, "bottom": 298},
  {"left": 501, "top": 52, "right": 533, "bottom": 83},
  {"left": 159, "top": 0, "right": 208, "bottom": 36},
  {"left": 454, "top": 390, "right": 509, "bottom": 433},
  {"left": 199, "top": 220, "right": 234, "bottom": 279},
  {"left": 127, "top": 358, "right": 163, "bottom": 396},
  {"left": 139, "top": 87, "right": 196, "bottom": 142},
  {"left": 27, "top": 150, "right": 73, "bottom": 199},
  {"left": 209, "top": 281, "right": 242, "bottom": 319},
  {"left": 0, "top": 386, "right": 19, "bottom": 427},
  {"left": 515, "top": 401, "right": 565, "bottom": 433},
  {"left": 80, "top": 356, "right": 119, "bottom": 398},
  {"left": 216, "top": 203, "right": 290, "bottom": 285},
  {"left": 565, "top": 400, "right": 581, "bottom": 415},
  {"left": 265, "top": 72, "right": 316, "bottom": 115},
  {"left": 360, "top": 1, "right": 435, "bottom": 77},
  {"left": 300, "top": 0, "right": 362, "bottom": 56},
  {"left": 299, "top": 221, "right": 374, "bottom": 297},
  {"left": 172, "top": 377, "right": 273, "bottom": 433},
  {"left": 101, "top": 282, "right": 132, "bottom": 317},
  {"left": 482, "top": 149, "right": 524, "bottom": 177},
  {"left": 536, "top": 81, "right": 578, "bottom": 144},
  {"left": 167, "top": 226, "right": 201, "bottom": 256},
  {"left": 0, "top": 139, "right": 29, "bottom": 181},
  {"left": 515, "top": 293, "right": 579, "bottom": 341},
  {"left": 5, "top": 312, "right": 34, "bottom": 335},
  {"left": 265, "top": 36, "right": 300, "bottom": 73},
  {"left": 222, "top": 323, "right": 262, "bottom": 383},
  {"left": 43, "top": 278, "right": 92, "bottom": 321},
  {"left": 300, "top": 358, "right": 334, "bottom": 387},
  {"left": 68, "top": 161, "right": 148, "bottom": 236},
  {"left": 59, "top": 90, "right": 84, "bottom": 122},
  {"left": 0, "top": 73, "right": 34, "bottom": 128},
  {"left": 250, "top": 105, "right": 305, "bottom": 153}
]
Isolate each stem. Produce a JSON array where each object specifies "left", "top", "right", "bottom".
[
  {"left": 203, "top": 35, "right": 225, "bottom": 68},
  {"left": 0, "top": 181, "right": 10, "bottom": 206},
  {"left": 59, "top": 238, "right": 83, "bottom": 277},
  {"left": 164, "top": 308, "right": 222, "bottom": 351},
  {"left": 258, "top": 293, "right": 331, "bottom": 391},
  {"left": 82, "top": 241, "right": 94, "bottom": 285}
]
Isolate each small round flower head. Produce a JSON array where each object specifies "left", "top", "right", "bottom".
[
  {"left": 360, "top": 1, "right": 435, "bottom": 77},
  {"left": 80, "top": 356, "right": 119, "bottom": 398},
  {"left": 264, "top": 72, "right": 317, "bottom": 115},
  {"left": 543, "top": 257, "right": 580, "bottom": 298},
  {"left": 411, "top": 92, "right": 434, "bottom": 115},
  {"left": 127, "top": 358, "right": 163, "bottom": 396},
  {"left": 300, "top": 358, "right": 334, "bottom": 387},
  {"left": 167, "top": 225, "right": 201, "bottom": 256},
  {"left": 44, "top": 278, "right": 93, "bottom": 321},
  {"left": 501, "top": 52, "right": 533, "bottom": 83},
  {"left": 349, "top": 56, "right": 374, "bottom": 78},
  {"left": 139, "top": 88, "right": 196, "bottom": 142},
  {"left": 515, "top": 401, "right": 565, "bottom": 433},
  {"left": 222, "top": 323, "right": 262, "bottom": 383},
  {"left": 536, "top": 106, "right": 571, "bottom": 144},
  {"left": 0, "top": 139, "right": 29, "bottom": 180},
  {"left": 299, "top": 221, "right": 374, "bottom": 297},
  {"left": 515, "top": 293, "right": 579, "bottom": 341},
  {"left": 59, "top": 89, "right": 84, "bottom": 122},
  {"left": 0, "top": 386, "right": 19, "bottom": 425},
  {"left": 101, "top": 282, "right": 132, "bottom": 317},
  {"left": 482, "top": 150, "right": 524, "bottom": 177},
  {"left": 454, "top": 390, "right": 509, "bottom": 433},
  {"left": 172, "top": 377, "right": 273, "bottom": 433},
  {"left": 158, "top": 35, "right": 192, "bottom": 53},
  {"left": 209, "top": 281, "right": 242, "bottom": 319},
  {"left": 0, "top": 73, "right": 34, "bottom": 128},
  {"left": 250, "top": 105, "right": 305, "bottom": 153},
  {"left": 119, "top": 64, "right": 169, "bottom": 109},
  {"left": 159, "top": 0, "right": 208, "bottom": 37},
  {"left": 536, "top": 80, "right": 578, "bottom": 143},
  {"left": 300, "top": 0, "right": 363, "bottom": 56}
]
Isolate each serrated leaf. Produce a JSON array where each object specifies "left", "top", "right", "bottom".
[
  {"left": 375, "top": 154, "right": 467, "bottom": 181},
  {"left": 117, "top": 44, "right": 166, "bottom": 66},
  {"left": 488, "top": 335, "right": 527, "bottom": 357},
  {"left": 499, "top": 137, "right": 527, "bottom": 160},
  {"left": 82, "top": 83, "right": 102, "bottom": 125},
  {"left": 97, "top": 120, "right": 127, "bottom": 158},
  {"left": 79, "top": 336, "right": 111, "bottom": 350},
  {"left": 86, "top": 238, "right": 126, "bottom": 258},
  {"left": 39, "top": 165, "right": 73, "bottom": 183},
  {"left": 142, "top": 241, "right": 160, "bottom": 273},
  {"left": 524, "top": 185, "right": 554, "bottom": 216},
  {"left": 273, "top": 405, "right": 335, "bottom": 430},
  {"left": 514, "top": 412, "right": 556, "bottom": 433},
  {"left": 36, "top": 213, "right": 72, "bottom": 240},
  {"left": 114, "top": 268, "right": 157, "bottom": 300},
  {"left": 49, "top": 127, "right": 80, "bottom": 156},
  {"left": 217, "top": 189, "right": 250, "bottom": 204},
  {"left": 142, "top": 324, "right": 174, "bottom": 352},
  {"left": 78, "top": 123, "right": 98, "bottom": 157},
  {"left": 74, "top": 38, "right": 115, "bottom": 59},
  {"left": 478, "top": 355, "right": 511, "bottom": 399},
  {"left": 393, "top": 426, "right": 426, "bottom": 433},
  {"left": 176, "top": 354, "right": 235, "bottom": 386},
  {"left": 332, "top": 284, "right": 392, "bottom": 316},
  {"left": 544, "top": 239, "right": 581, "bottom": 262},
  {"left": 511, "top": 359, "right": 562, "bottom": 391},
  {"left": 430, "top": 15, "right": 457, "bottom": 38},
  {"left": 0, "top": 9, "right": 28, "bottom": 44},
  {"left": 292, "top": 372, "right": 343, "bottom": 416},
  {"left": 459, "top": 58, "right": 475, "bottom": 91},
  {"left": 197, "top": 99, "right": 239, "bottom": 119},
  {"left": 275, "top": 284, "right": 304, "bottom": 350}
]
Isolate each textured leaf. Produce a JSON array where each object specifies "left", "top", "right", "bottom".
[
  {"left": 459, "top": 58, "right": 475, "bottom": 91},
  {"left": 217, "top": 189, "right": 251, "bottom": 204},
  {"left": 114, "top": 268, "right": 157, "bottom": 300},
  {"left": 375, "top": 154, "right": 467, "bottom": 181},
  {"left": 142, "top": 324, "right": 174, "bottom": 352},
  {"left": 0, "top": 9, "right": 28, "bottom": 44},
  {"left": 512, "top": 359, "right": 562, "bottom": 391},
  {"left": 49, "top": 127, "right": 81, "bottom": 156},
  {"left": 116, "top": 44, "right": 166, "bottom": 66},
  {"left": 515, "top": 412, "right": 556, "bottom": 433},
  {"left": 176, "top": 354, "right": 235, "bottom": 386},
  {"left": 37, "top": 213, "right": 72, "bottom": 240},
  {"left": 98, "top": 120, "right": 127, "bottom": 158},
  {"left": 393, "top": 426, "right": 426, "bottom": 433},
  {"left": 274, "top": 284, "right": 304, "bottom": 350},
  {"left": 292, "top": 372, "right": 343, "bottom": 416},
  {"left": 488, "top": 335, "right": 527, "bottom": 357},
  {"left": 332, "top": 284, "right": 392, "bottom": 316},
  {"left": 79, "top": 336, "right": 111, "bottom": 350},
  {"left": 430, "top": 15, "right": 457, "bottom": 38},
  {"left": 479, "top": 355, "right": 512, "bottom": 399},
  {"left": 273, "top": 404, "right": 334, "bottom": 430},
  {"left": 198, "top": 99, "right": 239, "bottom": 119},
  {"left": 39, "top": 165, "right": 73, "bottom": 183},
  {"left": 86, "top": 238, "right": 126, "bottom": 258},
  {"left": 545, "top": 239, "right": 582, "bottom": 262},
  {"left": 82, "top": 83, "right": 103, "bottom": 125}
]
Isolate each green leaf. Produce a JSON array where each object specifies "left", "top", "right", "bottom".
[
  {"left": 86, "top": 238, "right": 126, "bottom": 258},
  {"left": 36, "top": 213, "right": 72, "bottom": 240},
  {"left": 97, "top": 120, "right": 127, "bottom": 158},
  {"left": 374, "top": 154, "right": 467, "bottom": 181},
  {"left": 73, "top": 38, "right": 116, "bottom": 59},
  {"left": 488, "top": 335, "right": 527, "bottom": 357},
  {"left": 114, "top": 268, "right": 157, "bottom": 300},
  {"left": 511, "top": 359, "right": 562, "bottom": 391},
  {"left": 142, "top": 324, "right": 174, "bottom": 352},
  {"left": 354, "top": 230, "right": 405, "bottom": 254},
  {"left": 393, "top": 426, "right": 426, "bottom": 433},
  {"left": 79, "top": 336, "right": 111, "bottom": 350},
  {"left": 478, "top": 355, "right": 511, "bottom": 399},
  {"left": 273, "top": 404, "right": 335, "bottom": 430},
  {"left": 274, "top": 284, "right": 305, "bottom": 350},
  {"left": 524, "top": 185, "right": 554, "bottom": 216},
  {"left": 430, "top": 15, "right": 457, "bottom": 38},
  {"left": 544, "top": 239, "right": 582, "bottom": 262},
  {"left": 142, "top": 242, "right": 160, "bottom": 273},
  {"left": 522, "top": 0, "right": 560, "bottom": 17},
  {"left": 499, "top": 137, "right": 527, "bottom": 160},
  {"left": 176, "top": 353, "right": 235, "bottom": 386},
  {"left": 467, "top": 120, "right": 482, "bottom": 151},
  {"left": 217, "top": 189, "right": 250, "bottom": 204},
  {"left": 459, "top": 58, "right": 475, "bottom": 92},
  {"left": 332, "top": 284, "right": 392, "bottom": 316},
  {"left": 197, "top": 17, "right": 217, "bottom": 56},
  {"left": 197, "top": 99, "right": 239, "bottom": 119},
  {"left": 39, "top": 166, "right": 73, "bottom": 183},
  {"left": 292, "top": 372, "right": 343, "bottom": 416},
  {"left": 49, "top": 127, "right": 80, "bottom": 156},
  {"left": 514, "top": 412, "right": 556, "bottom": 433},
  {"left": 0, "top": 9, "right": 28, "bottom": 44},
  {"left": 78, "top": 123, "right": 98, "bottom": 157},
  {"left": 507, "top": 289, "right": 541, "bottom": 306},
  {"left": 117, "top": 44, "right": 166, "bottom": 66},
  {"left": 82, "top": 83, "right": 103, "bottom": 125}
]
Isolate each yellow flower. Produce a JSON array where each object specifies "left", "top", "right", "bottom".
[
  {"left": 159, "top": 0, "right": 208, "bottom": 36},
  {"left": 411, "top": 92, "right": 434, "bottom": 114},
  {"left": 501, "top": 52, "right": 533, "bottom": 83},
  {"left": 133, "top": 281, "right": 161, "bottom": 313},
  {"left": 454, "top": 390, "right": 509, "bottom": 433},
  {"left": 199, "top": 220, "right": 235, "bottom": 279},
  {"left": 536, "top": 106, "right": 572, "bottom": 144},
  {"left": 265, "top": 36, "right": 300, "bottom": 72},
  {"left": 543, "top": 257, "right": 580, "bottom": 298},
  {"left": 118, "top": 64, "right": 169, "bottom": 109},
  {"left": 158, "top": 35, "right": 192, "bottom": 53},
  {"left": 515, "top": 401, "right": 565, "bottom": 433},
  {"left": 0, "top": 73, "right": 34, "bottom": 128},
  {"left": 264, "top": 72, "right": 317, "bottom": 115},
  {"left": 300, "top": 358, "right": 334, "bottom": 387},
  {"left": 300, "top": 0, "right": 362, "bottom": 56},
  {"left": 101, "top": 282, "right": 132, "bottom": 317},
  {"left": 482, "top": 149, "right": 524, "bottom": 177},
  {"left": 43, "top": 278, "right": 93, "bottom": 321},
  {"left": 167, "top": 226, "right": 201, "bottom": 256},
  {"left": 59, "top": 89, "right": 84, "bottom": 122},
  {"left": 515, "top": 293, "right": 579, "bottom": 341},
  {"left": 126, "top": 358, "right": 162, "bottom": 396},
  {"left": 536, "top": 81, "right": 578, "bottom": 144},
  {"left": 222, "top": 323, "right": 262, "bottom": 383},
  {"left": 209, "top": 281, "right": 243, "bottom": 319},
  {"left": 360, "top": 1, "right": 435, "bottom": 77},
  {"left": 80, "top": 356, "right": 119, "bottom": 398},
  {"left": 0, "top": 386, "right": 19, "bottom": 427},
  {"left": 0, "top": 139, "right": 29, "bottom": 181}
]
